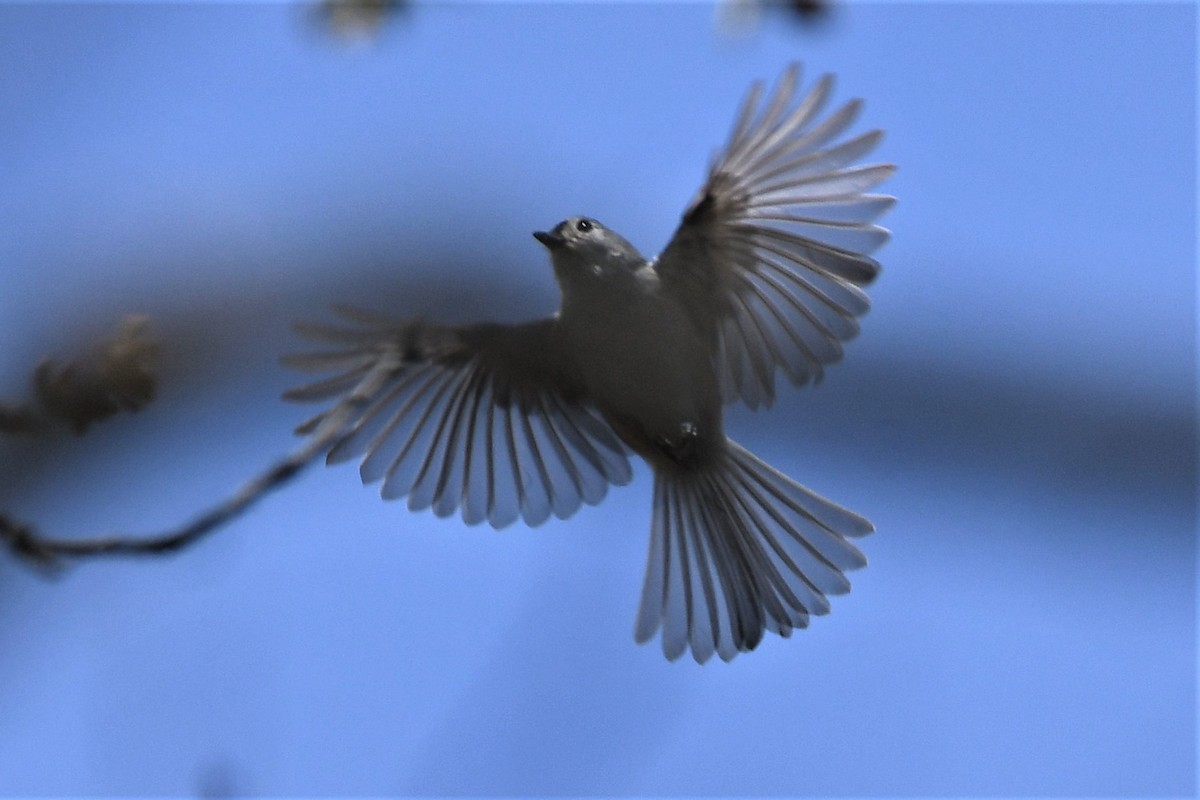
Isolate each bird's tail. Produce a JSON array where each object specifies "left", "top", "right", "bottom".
[{"left": 634, "top": 439, "right": 873, "bottom": 663}]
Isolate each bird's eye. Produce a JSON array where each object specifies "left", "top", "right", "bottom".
[{"left": 575, "top": 219, "right": 593, "bottom": 233}]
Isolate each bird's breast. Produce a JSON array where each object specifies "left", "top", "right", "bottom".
[{"left": 561, "top": 288, "right": 723, "bottom": 464}]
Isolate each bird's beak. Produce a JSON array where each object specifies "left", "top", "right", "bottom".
[{"left": 533, "top": 230, "right": 565, "bottom": 249}]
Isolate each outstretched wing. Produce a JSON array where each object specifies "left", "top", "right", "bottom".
[
  {"left": 283, "top": 307, "right": 632, "bottom": 528},
  {"left": 655, "top": 63, "right": 896, "bottom": 409}
]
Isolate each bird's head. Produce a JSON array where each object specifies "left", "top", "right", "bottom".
[{"left": 534, "top": 217, "right": 648, "bottom": 290}]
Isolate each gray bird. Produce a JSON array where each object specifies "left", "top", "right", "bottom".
[{"left": 284, "top": 64, "right": 895, "bottom": 663}]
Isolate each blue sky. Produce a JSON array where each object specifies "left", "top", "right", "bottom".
[{"left": 0, "top": 2, "right": 1194, "bottom": 795}]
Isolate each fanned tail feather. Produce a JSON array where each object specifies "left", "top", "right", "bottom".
[{"left": 634, "top": 439, "right": 872, "bottom": 664}]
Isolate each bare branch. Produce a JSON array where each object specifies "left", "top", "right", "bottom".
[
  {"left": 2, "top": 436, "right": 317, "bottom": 569},
  {"left": 0, "top": 380, "right": 370, "bottom": 570}
]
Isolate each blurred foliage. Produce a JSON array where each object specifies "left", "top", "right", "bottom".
[
  {"left": 2, "top": 315, "right": 158, "bottom": 438},
  {"left": 717, "top": 0, "right": 834, "bottom": 37},
  {"left": 313, "top": 0, "right": 408, "bottom": 41},
  {"left": 32, "top": 315, "right": 158, "bottom": 436}
]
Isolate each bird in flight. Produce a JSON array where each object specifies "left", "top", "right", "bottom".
[{"left": 284, "top": 64, "right": 895, "bottom": 663}]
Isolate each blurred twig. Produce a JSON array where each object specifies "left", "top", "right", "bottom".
[
  {"left": 1, "top": 435, "right": 324, "bottom": 569},
  {"left": 1, "top": 355, "right": 386, "bottom": 570}
]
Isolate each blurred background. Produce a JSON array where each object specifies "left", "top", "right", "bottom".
[{"left": 0, "top": 2, "right": 1194, "bottom": 795}]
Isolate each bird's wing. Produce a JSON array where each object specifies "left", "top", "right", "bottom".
[
  {"left": 282, "top": 307, "right": 632, "bottom": 528},
  {"left": 654, "top": 63, "right": 895, "bottom": 409}
]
